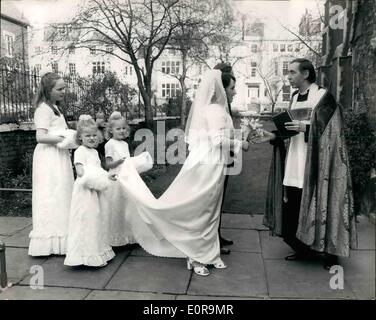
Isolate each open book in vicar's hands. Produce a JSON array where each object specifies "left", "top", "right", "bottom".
[{"left": 271, "top": 110, "right": 299, "bottom": 138}]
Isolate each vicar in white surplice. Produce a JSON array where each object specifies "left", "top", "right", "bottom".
[{"left": 117, "top": 70, "right": 250, "bottom": 276}]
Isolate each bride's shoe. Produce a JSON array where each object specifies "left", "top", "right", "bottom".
[
  {"left": 213, "top": 259, "right": 227, "bottom": 269},
  {"left": 187, "top": 259, "right": 210, "bottom": 276}
]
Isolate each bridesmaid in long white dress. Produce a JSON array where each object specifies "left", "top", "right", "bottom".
[
  {"left": 29, "top": 72, "right": 74, "bottom": 256},
  {"left": 117, "top": 70, "right": 249, "bottom": 276},
  {"left": 104, "top": 111, "right": 135, "bottom": 247},
  {"left": 64, "top": 115, "right": 115, "bottom": 267}
]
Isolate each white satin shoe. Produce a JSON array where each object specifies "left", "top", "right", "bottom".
[
  {"left": 187, "top": 258, "right": 210, "bottom": 276},
  {"left": 213, "top": 259, "right": 227, "bottom": 269}
]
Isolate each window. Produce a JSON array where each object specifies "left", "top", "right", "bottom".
[
  {"left": 4, "top": 33, "right": 14, "bottom": 57},
  {"left": 251, "top": 62, "right": 257, "bottom": 77},
  {"left": 295, "top": 43, "right": 300, "bottom": 52},
  {"left": 282, "top": 85, "right": 291, "bottom": 101},
  {"left": 251, "top": 44, "right": 258, "bottom": 53},
  {"left": 51, "top": 62, "right": 58, "bottom": 73},
  {"left": 274, "top": 61, "right": 279, "bottom": 75},
  {"left": 162, "top": 60, "right": 179, "bottom": 74},
  {"left": 51, "top": 46, "right": 58, "bottom": 54},
  {"left": 92, "top": 61, "right": 105, "bottom": 74},
  {"left": 273, "top": 43, "right": 278, "bottom": 52},
  {"left": 90, "top": 47, "right": 96, "bottom": 55},
  {"left": 69, "top": 46, "right": 75, "bottom": 54},
  {"left": 288, "top": 44, "right": 293, "bottom": 52},
  {"left": 34, "top": 64, "right": 41, "bottom": 74},
  {"left": 162, "top": 82, "right": 179, "bottom": 98},
  {"left": 248, "top": 85, "right": 260, "bottom": 98},
  {"left": 69, "top": 63, "right": 76, "bottom": 75},
  {"left": 35, "top": 46, "right": 41, "bottom": 55},
  {"left": 280, "top": 44, "right": 286, "bottom": 52},
  {"left": 283, "top": 61, "right": 289, "bottom": 75},
  {"left": 125, "top": 65, "right": 133, "bottom": 75},
  {"left": 106, "top": 45, "right": 113, "bottom": 53}
]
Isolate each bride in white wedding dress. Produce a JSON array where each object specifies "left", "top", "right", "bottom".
[{"left": 117, "top": 69, "right": 248, "bottom": 276}]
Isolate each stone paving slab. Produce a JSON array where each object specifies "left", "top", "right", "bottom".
[
  {"left": 340, "top": 250, "right": 375, "bottom": 300},
  {"left": 221, "top": 229, "right": 261, "bottom": 253},
  {"left": 4, "top": 247, "right": 48, "bottom": 284},
  {"left": 85, "top": 290, "right": 176, "bottom": 300},
  {"left": 260, "top": 231, "right": 293, "bottom": 259},
  {"left": 20, "top": 250, "right": 131, "bottom": 290},
  {"left": 249, "top": 214, "right": 269, "bottom": 231},
  {"left": 3, "top": 225, "right": 31, "bottom": 248},
  {"left": 356, "top": 216, "right": 376, "bottom": 250},
  {"left": 0, "top": 217, "right": 31, "bottom": 236},
  {"left": 106, "top": 256, "right": 191, "bottom": 294},
  {"left": 0, "top": 235, "right": 10, "bottom": 242},
  {"left": 221, "top": 213, "right": 253, "bottom": 230},
  {"left": 130, "top": 246, "right": 153, "bottom": 258},
  {"left": 264, "top": 259, "right": 356, "bottom": 299},
  {"left": 187, "top": 252, "right": 267, "bottom": 298},
  {"left": 176, "top": 295, "right": 264, "bottom": 300},
  {"left": 0, "top": 285, "right": 90, "bottom": 300}
]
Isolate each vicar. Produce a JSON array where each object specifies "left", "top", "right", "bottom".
[{"left": 258, "top": 58, "right": 357, "bottom": 269}]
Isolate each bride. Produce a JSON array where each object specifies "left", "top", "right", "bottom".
[{"left": 117, "top": 69, "right": 249, "bottom": 276}]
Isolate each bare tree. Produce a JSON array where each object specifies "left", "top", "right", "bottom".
[
  {"left": 157, "top": 0, "right": 240, "bottom": 128},
  {"left": 164, "top": 0, "right": 238, "bottom": 127},
  {"left": 277, "top": 6, "right": 324, "bottom": 67},
  {"left": 256, "top": 58, "right": 289, "bottom": 115},
  {"left": 48, "top": 0, "right": 179, "bottom": 124}
]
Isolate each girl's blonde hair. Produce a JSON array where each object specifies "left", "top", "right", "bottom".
[
  {"left": 105, "top": 111, "right": 129, "bottom": 140},
  {"left": 34, "top": 72, "right": 63, "bottom": 116},
  {"left": 75, "top": 114, "right": 98, "bottom": 145}
]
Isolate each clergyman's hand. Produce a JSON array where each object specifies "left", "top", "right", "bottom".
[
  {"left": 249, "top": 130, "right": 276, "bottom": 144},
  {"left": 285, "top": 120, "right": 306, "bottom": 132}
]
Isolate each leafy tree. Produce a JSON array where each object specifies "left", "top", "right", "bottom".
[
  {"left": 47, "top": 0, "right": 180, "bottom": 125},
  {"left": 73, "top": 71, "right": 138, "bottom": 119}
]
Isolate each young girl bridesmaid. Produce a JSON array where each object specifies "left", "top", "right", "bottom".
[
  {"left": 64, "top": 115, "right": 115, "bottom": 267},
  {"left": 105, "top": 111, "right": 135, "bottom": 246},
  {"left": 29, "top": 72, "right": 74, "bottom": 256}
]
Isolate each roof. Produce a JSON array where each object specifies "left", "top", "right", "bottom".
[{"left": 1, "top": 1, "right": 30, "bottom": 27}]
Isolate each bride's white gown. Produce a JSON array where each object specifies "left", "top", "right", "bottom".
[
  {"left": 117, "top": 70, "right": 241, "bottom": 265},
  {"left": 118, "top": 105, "right": 240, "bottom": 265}
]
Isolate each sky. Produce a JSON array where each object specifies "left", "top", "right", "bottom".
[{"left": 4, "top": 0, "right": 323, "bottom": 28}]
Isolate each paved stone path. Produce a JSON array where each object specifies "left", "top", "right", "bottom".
[{"left": 0, "top": 215, "right": 374, "bottom": 300}]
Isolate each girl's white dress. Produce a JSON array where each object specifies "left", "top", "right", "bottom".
[
  {"left": 29, "top": 102, "right": 74, "bottom": 256},
  {"left": 64, "top": 146, "right": 115, "bottom": 266},
  {"left": 105, "top": 138, "right": 135, "bottom": 246}
]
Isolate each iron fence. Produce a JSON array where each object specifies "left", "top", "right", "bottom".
[{"left": 0, "top": 63, "right": 151, "bottom": 125}]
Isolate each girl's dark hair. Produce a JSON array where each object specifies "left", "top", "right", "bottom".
[
  {"left": 214, "top": 63, "right": 232, "bottom": 74},
  {"left": 291, "top": 58, "right": 316, "bottom": 83},
  {"left": 34, "top": 72, "right": 62, "bottom": 116},
  {"left": 221, "top": 73, "right": 236, "bottom": 89}
]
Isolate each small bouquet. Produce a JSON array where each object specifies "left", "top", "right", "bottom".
[{"left": 240, "top": 117, "right": 264, "bottom": 142}]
